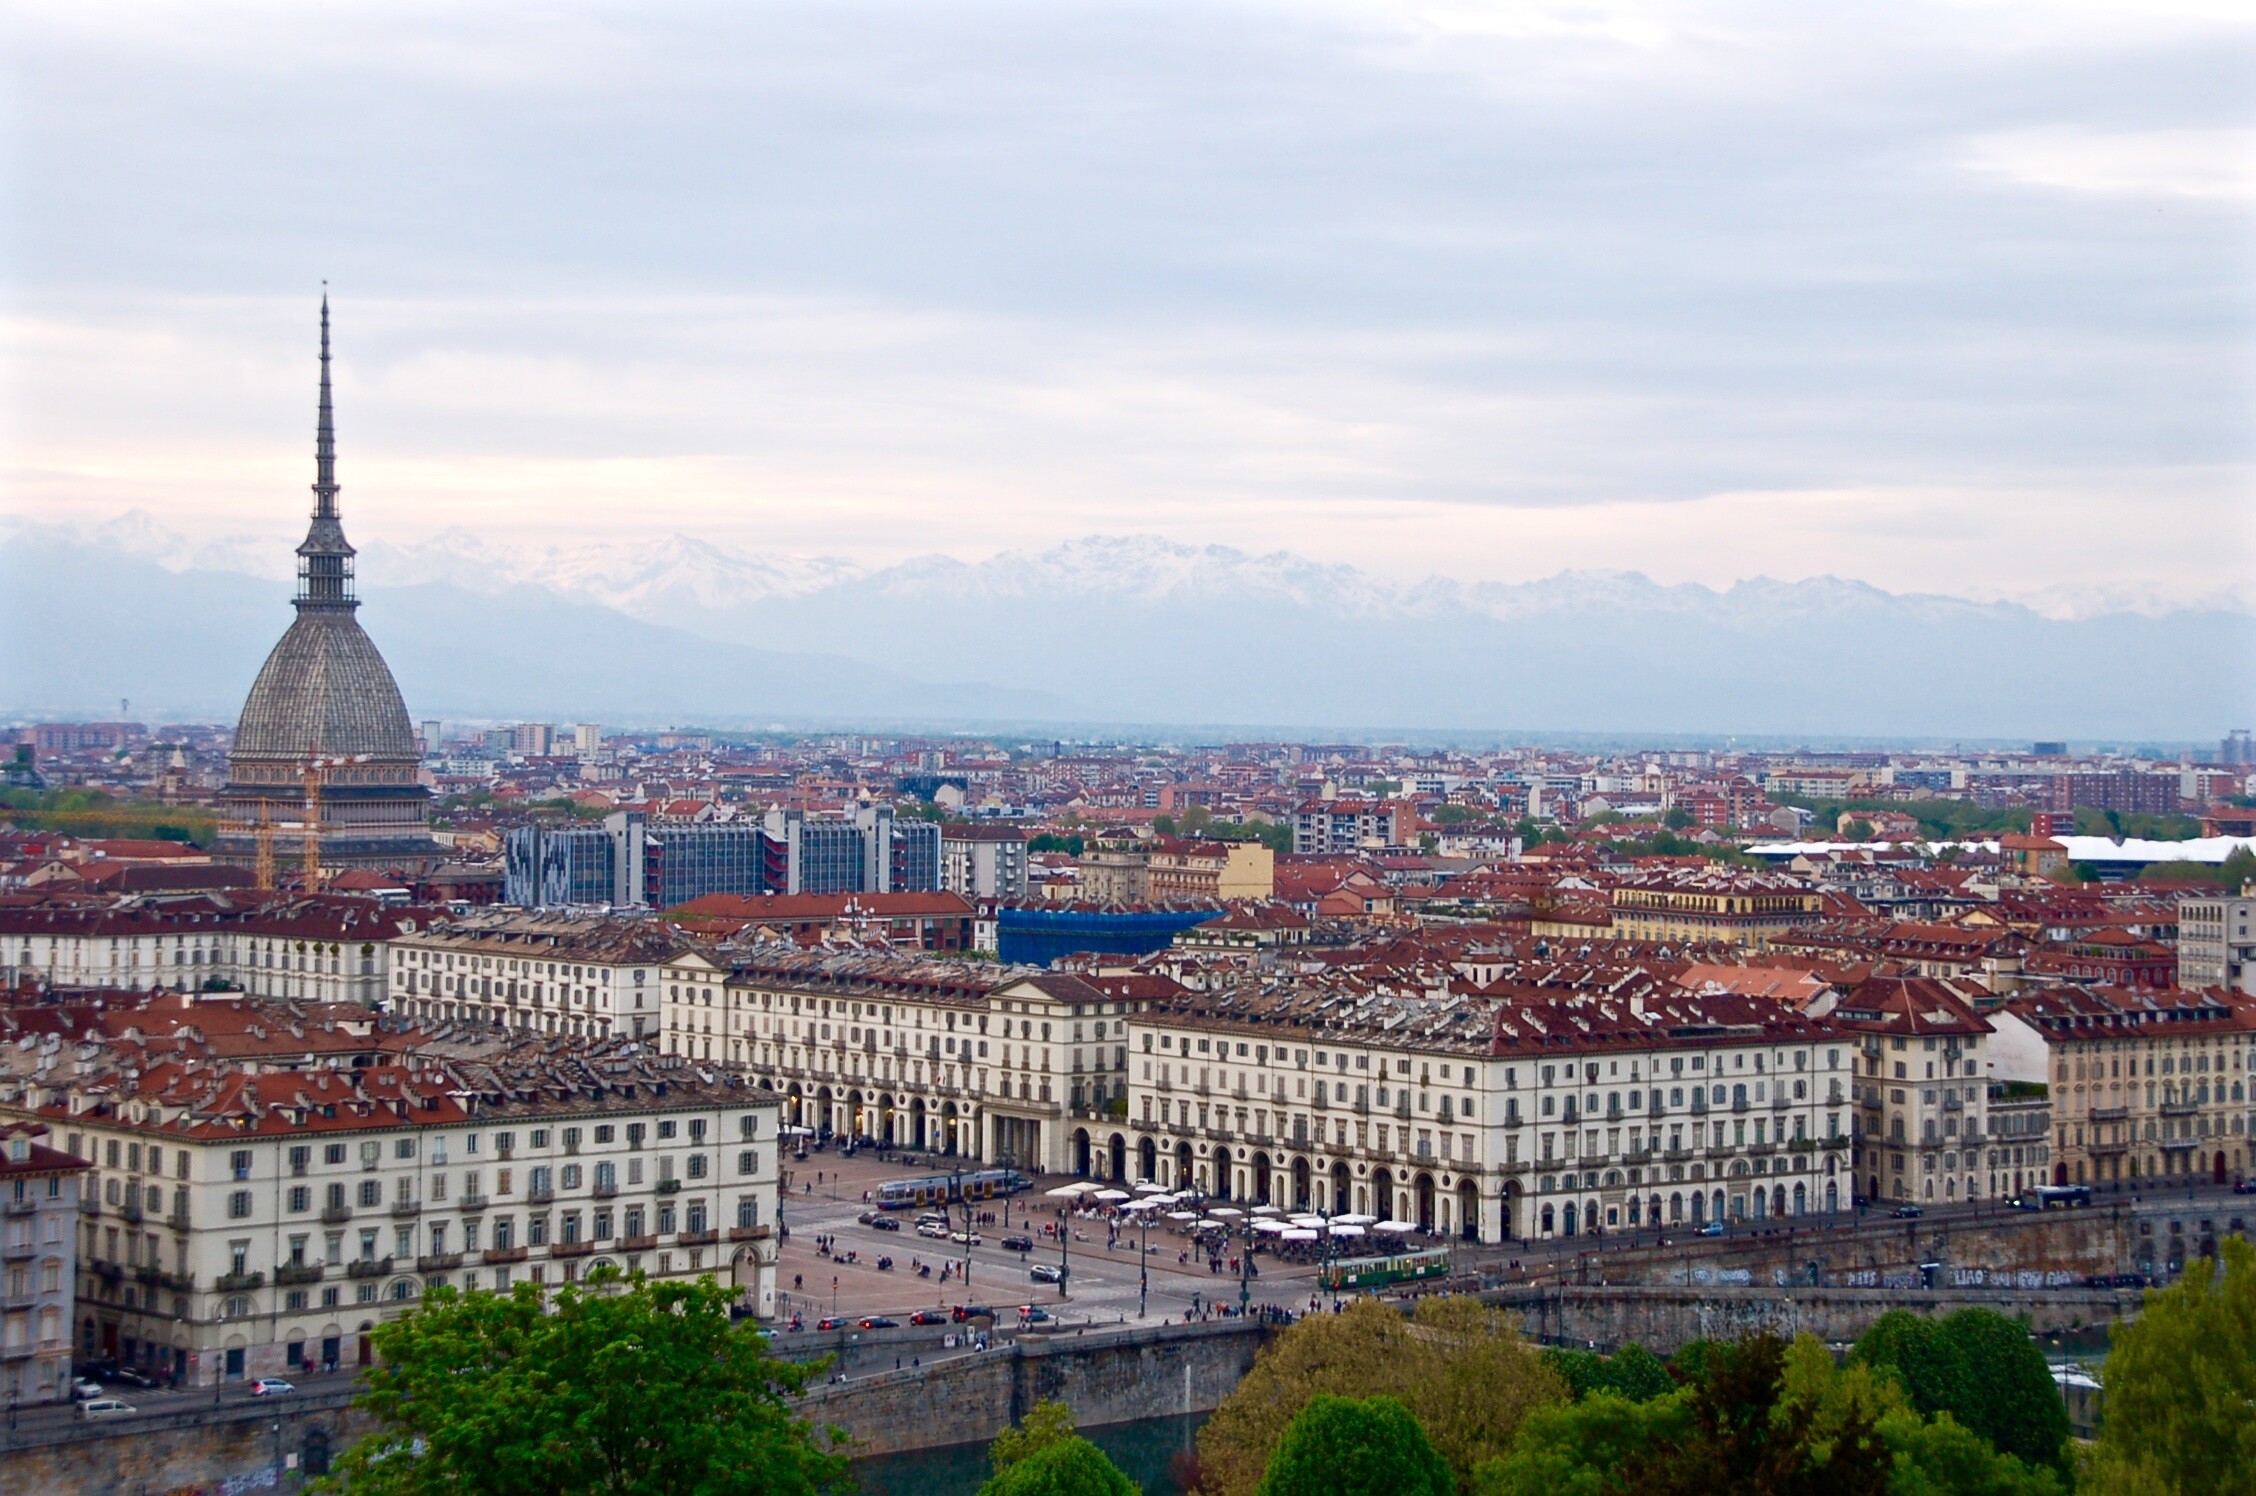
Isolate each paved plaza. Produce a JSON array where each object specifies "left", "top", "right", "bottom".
[{"left": 770, "top": 1144, "right": 1329, "bottom": 1331}]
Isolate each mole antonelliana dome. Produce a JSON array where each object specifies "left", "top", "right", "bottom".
[{"left": 216, "top": 297, "right": 443, "bottom": 874}]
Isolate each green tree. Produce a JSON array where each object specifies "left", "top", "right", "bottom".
[
  {"left": 1256, "top": 1395, "right": 1451, "bottom": 1496},
  {"left": 314, "top": 1272, "right": 848, "bottom": 1496},
  {"left": 1852, "top": 1309, "right": 2068, "bottom": 1473},
  {"left": 1479, "top": 1334, "right": 2060, "bottom": 1496},
  {"left": 978, "top": 1438, "right": 1139, "bottom": 1496},
  {"left": 1194, "top": 1297, "right": 1563, "bottom": 1496},
  {"left": 990, "top": 1401, "right": 1083, "bottom": 1473},
  {"left": 1544, "top": 1344, "right": 1676, "bottom": 1403},
  {"left": 2085, "top": 1235, "right": 2256, "bottom": 1495},
  {"left": 1663, "top": 806, "right": 1694, "bottom": 830}
]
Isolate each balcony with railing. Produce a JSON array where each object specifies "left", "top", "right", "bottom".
[
  {"left": 275, "top": 1263, "right": 325, "bottom": 1287},
  {"left": 214, "top": 1270, "right": 265, "bottom": 1293},
  {"left": 345, "top": 1258, "right": 393, "bottom": 1280},
  {"left": 320, "top": 1205, "right": 352, "bottom": 1225},
  {"left": 417, "top": 1252, "right": 464, "bottom": 1273},
  {"left": 481, "top": 1246, "right": 528, "bottom": 1265}
]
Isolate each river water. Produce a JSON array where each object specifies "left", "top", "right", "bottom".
[{"left": 851, "top": 1412, "right": 1207, "bottom": 1495}]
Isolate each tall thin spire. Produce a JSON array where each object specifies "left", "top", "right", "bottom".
[
  {"left": 296, "top": 286, "right": 356, "bottom": 610},
  {"left": 314, "top": 286, "right": 338, "bottom": 519}
]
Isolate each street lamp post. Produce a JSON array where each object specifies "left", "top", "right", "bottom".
[
  {"left": 1057, "top": 1203, "right": 1071, "bottom": 1301},
  {"left": 1237, "top": 1220, "right": 1253, "bottom": 1319},
  {"left": 1137, "top": 1209, "right": 1150, "bottom": 1320}
]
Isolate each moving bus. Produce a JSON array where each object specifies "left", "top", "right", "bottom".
[
  {"left": 1317, "top": 1248, "right": 1453, "bottom": 1292},
  {"left": 873, "top": 1169, "right": 1032, "bottom": 1211},
  {"left": 2031, "top": 1184, "right": 2092, "bottom": 1210}
]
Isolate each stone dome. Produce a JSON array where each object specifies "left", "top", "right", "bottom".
[{"left": 232, "top": 608, "right": 417, "bottom": 763}]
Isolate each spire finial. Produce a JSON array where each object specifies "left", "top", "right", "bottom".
[
  {"left": 314, "top": 285, "right": 338, "bottom": 519},
  {"left": 296, "top": 288, "right": 357, "bottom": 610}
]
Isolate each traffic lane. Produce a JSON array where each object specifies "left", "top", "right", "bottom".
[{"left": 7, "top": 1372, "right": 357, "bottom": 1436}]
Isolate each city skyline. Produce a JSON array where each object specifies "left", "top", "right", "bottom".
[{"left": 3, "top": 2, "right": 2251, "bottom": 610}]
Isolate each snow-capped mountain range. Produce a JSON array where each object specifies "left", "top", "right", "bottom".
[{"left": 3, "top": 513, "right": 2249, "bottom": 736}]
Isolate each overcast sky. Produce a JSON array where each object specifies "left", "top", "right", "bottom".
[{"left": 3, "top": 1, "right": 2251, "bottom": 606}]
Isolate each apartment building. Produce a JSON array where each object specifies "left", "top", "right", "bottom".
[
  {"left": 1146, "top": 840, "right": 1275, "bottom": 902},
  {"left": 0, "top": 896, "right": 412, "bottom": 1005},
  {"left": 1117, "top": 985, "right": 1852, "bottom": 1243},
  {"left": 0, "top": 1124, "right": 89, "bottom": 1404},
  {"left": 1833, "top": 977, "right": 1996, "bottom": 1205},
  {"left": 658, "top": 948, "right": 1139, "bottom": 1175},
  {"left": 1606, "top": 870, "right": 1824, "bottom": 950},
  {"left": 1290, "top": 798, "right": 1408, "bottom": 855},
  {"left": 940, "top": 823, "right": 1030, "bottom": 901},
  {"left": 4, "top": 1039, "right": 778, "bottom": 1386},
  {"left": 2179, "top": 892, "right": 2256, "bottom": 994},
  {"left": 1991, "top": 986, "right": 2255, "bottom": 1189},
  {"left": 388, "top": 911, "right": 686, "bottom": 1040}
]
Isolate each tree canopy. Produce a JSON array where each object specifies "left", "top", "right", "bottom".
[
  {"left": 1851, "top": 1309, "right": 2069, "bottom": 1473},
  {"left": 1544, "top": 1344, "right": 1676, "bottom": 1404},
  {"left": 1478, "top": 1333, "right": 2062, "bottom": 1496},
  {"left": 1194, "top": 1296, "right": 1562, "bottom": 1496},
  {"left": 2085, "top": 1235, "right": 2256, "bottom": 1495},
  {"left": 314, "top": 1272, "right": 849, "bottom": 1496},
  {"left": 1255, "top": 1395, "right": 1451, "bottom": 1496}
]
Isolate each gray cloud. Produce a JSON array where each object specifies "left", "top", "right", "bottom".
[{"left": 2, "top": 1, "right": 2250, "bottom": 598}]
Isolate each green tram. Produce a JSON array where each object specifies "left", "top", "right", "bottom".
[{"left": 1317, "top": 1247, "right": 1453, "bottom": 1291}]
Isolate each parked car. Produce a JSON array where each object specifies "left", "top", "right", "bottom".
[
  {"left": 908, "top": 1310, "right": 950, "bottom": 1326},
  {"left": 865, "top": 1215, "right": 902, "bottom": 1232},
  {"left": 1695, "top": 1221, "right": 1726, "bottom": 1237},
  {"left": 1017, "top": 1305, "right": 1052, "bottom": 1323},
  {"left": 915, "top": 1221, "right": 950, "bottom": 1240},
  {"left": 78, "top": 1398, "right": 137, "bottom": 1419},
  {"left": 250, "top": 1378, "right": 295, "bottom": 1397},
  {"left": 71, "top": 1378, "right": 102, "bottom": 1401},
  {"left": 857, "top": 1316, "right": 900, "bottom": 1330},
  {"left": 1000, "top": 1235, "right": 1034, "bottom": 1253},
  {"left": 1891, "top": 1204, "right": 1924, "bottom": 1219},
  {"left": 112, "top": 1368, "right": 159, "bottom": 1390},
  {"left": 1029, "top": 1263, "right": 1065, "bottom": 1284}
]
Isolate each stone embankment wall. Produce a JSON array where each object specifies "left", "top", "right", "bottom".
[
  {"left": 0, "top": 1388, "right": 369, "bottom": 1496},
  {"left": 0, "top": 1319, "right": 1271, "bottom": 1493},
  {"left": 1489, "top": 1283, "right": 2142, "bottom": 1353},
  {"left": 1474, "top": 1195, "right": 2253, "bottom": 1294},
  {"left": 795, "top": 1318, "right": 1271, "bottom": 1458}
]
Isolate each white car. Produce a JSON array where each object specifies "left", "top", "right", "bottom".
[
  {"left": 72, "top": 1378, "right": 102, "bottom": 1401},
  {"left": 949, "top": 1230, "right": 982, "bottom": 1246},
  {"left": 78, "top": 1398, "right": 137, "bottom": 1418},
  {"left": 915, "top": 1221, "right": 950, "bottom": 1239},
  {"left": 250, "top": 1378, "right": 296, "bottom": 1397}
]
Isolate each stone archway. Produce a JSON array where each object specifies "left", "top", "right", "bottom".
[
  {"left": 1372, "top": 1168, "right": 1396, "bottom": 1222},
  {"left": 1108, "top": 1133, "right": 1127, "bottom": 1182},
  {"left": 1251, "top": 1152, "right": 1273, "bottom": 1205},
  {"left": 1414, "top": 1173, "right": 1437, "bottom": 1233},
  {"left": 1292, "top": 1157, "right": 1312, "bottom": 1211},
  {"left": 1138, "top": 1137, "right": 1158, "bottom": 1182},
  {"left": 1072, "top": 1128, "right": 1092, "bottom": 1177},
  {"left": 1331, "top": 1161, "right": 1352, "bottom": 1215},
  {"left": 1456, "top": 1180, "right": 1479, "bottom": 1242}
]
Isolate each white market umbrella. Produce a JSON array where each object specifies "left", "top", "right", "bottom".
[
  {"left": 1093, "top": 1188, "right": 1131, "bottom": 1202},
  {"left": 1119, "top": 1199, "right": 1161, "bottom": 1212},
  {"left": 1253, "top": 1219, "right": 1290, "bottom": 1234},
  {"left": 1206, "top": 1206, "right": 1243, "bottom": 1218},
  {"left": 1046, "top": 1182, "right": 1098, "bottom": 1198},
  {"left": 1374, "top": 1220, "right": 1417, "bottom": 1233},
  {"left": 1334, "top": 1213, "right": 1378, "bottom": 1225},
  {"left": 1289, "top": 1215, "right": 1326, "bottom": 1228},
  {"left": 1250, "top": 1204, "right": 1284, "bottom": 1216},
  {"left": 1166, "top": 1211, "right": 1200, "bottom": 1222},
  {"left": 1281, "top": 1228, "right": 1320, "bottom": 1241},
  {"left": 1328, "top": 1223, "right": 1367, "bottom": 1238},
  {"left": 1133, "top": 1181, "right": 1168, "bottom": 1193}
]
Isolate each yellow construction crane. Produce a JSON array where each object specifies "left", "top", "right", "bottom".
[
  {"left": 302, "top": 759, "right": 325, "bottom": 894},
  {"left": 254, "top": 802, "right": 276, "bottom": 893}
]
